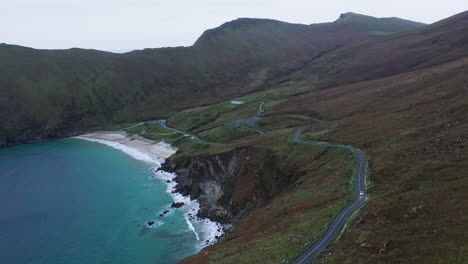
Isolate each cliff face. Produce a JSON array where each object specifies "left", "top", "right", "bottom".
[{"left": 161, "top": 147, "right": 291, "bottom": 224}]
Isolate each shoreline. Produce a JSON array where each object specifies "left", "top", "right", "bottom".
[
  {"left": 75, "top": 131, "right": 224, "bottom": 250},
  {"left": 77, "top": 132, "right": 176, "bottom": 165}
]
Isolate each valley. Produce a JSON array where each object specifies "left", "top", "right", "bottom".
[{"left": 1, "top": 10, "right": 467, "bottom": 264}]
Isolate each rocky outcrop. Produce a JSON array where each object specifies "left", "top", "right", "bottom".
[
  {"left": 161, "top": 147, "right": 290, "bottom": 224},
  {"left": 159, "top": 210, "right": 170, "bottom": 217},
  {"left": 162, "top": 148, "right": 251, "bottom": 223},
  {"left": 171, "top": 202, "right": 185, "bottom": 208}
]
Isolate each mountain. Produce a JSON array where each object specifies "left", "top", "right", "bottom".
[
  {"left": 158, "top": 11, "right": 466, "bottom": 264},
  {"left": 0, "top": 13, "right": 425, "bottom": 146},
  {"left": 181, "top": 49, "right": 468, "bottom": 264},
  {"left": 1, "top": 10, "right": 467, "bottom": 264},
  {"left": 280, "top": 10, "right": 468, "bottom": 89},
  {"left": 333, "top": 12, "right": 426, "bottom": 34}
]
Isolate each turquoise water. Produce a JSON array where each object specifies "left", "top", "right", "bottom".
[{"left": 0, "top": 139, "right": 199, "bottom": 264}]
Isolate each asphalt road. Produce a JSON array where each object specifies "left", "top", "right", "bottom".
[
  {"left": 145, "top": 120, "right": 228, "bottom": 146},
  {"left": 230, "top": 102, "right": 265, "bottom": 135},
  {"left": 147, "top": 110, "right": 367, "bottom": 264},
  {"left": 290, "top": 122, "right": 368, "bottom": 264}
]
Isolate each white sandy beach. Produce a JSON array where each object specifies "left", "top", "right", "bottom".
[
  {"left": 77, "top": 132, "right": 177, "bottom": 162},
  {"left": 76, "top": 131, "right": 224, "bottom": 248}
]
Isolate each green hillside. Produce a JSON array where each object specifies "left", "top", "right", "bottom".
[
  {"left": 0, "top": 14, "right": 425, "bottom": 146},
  {"left": 1, "top": 10, "right": 467, "bottom": 264},
  {"left": 140, "top": 12, "right": 466, "bottom": 264}
]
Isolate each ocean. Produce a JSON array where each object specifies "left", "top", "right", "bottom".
[{"left": 0, "top": 138, "right": 219, "bottom": 264}]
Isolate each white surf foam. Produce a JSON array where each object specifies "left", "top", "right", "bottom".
[
  {"left": 76, "top": 136, "right": 224, "bottom": 250},
  {"left": 153, "top": 170, "right": 224, "bottom": 249},
  {"left": 185, "top": 216, "right": 200, "bottom": 241},
  {"left": 145, "top": 221, "right": 163, "bottom": 229},
  {"left": 76, "top": 137, "right": 161, "bottom": 166}
]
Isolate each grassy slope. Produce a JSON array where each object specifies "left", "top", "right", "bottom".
[
  {"left": 0, "top": 14, "right": 424, "bottom": 146},
  {"left": 160, "top": 58, "right": 465, "bottom": 264},
  {"left": 115, "top": 12, "right": 468, "bottom": 264},
  {"left": 122, "top": 59, "right": 465, "bottom": 264},
  {"left": 1, "top": 11, "right": 466, "bottom": 264},
  {"left": 270, "top": 11, "right": 468, "bottom": 91},
  {"left": 268, "top": 57, "right": 467, "bottom": 263},
  {"left": 126, "top": 97, "right": 358, "bottom": 263}
]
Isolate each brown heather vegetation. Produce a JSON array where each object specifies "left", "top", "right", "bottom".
[
  {"left": 1, "top": 10, "right": 467, "bottom": 264},
  {"left": 270, "top": 57, "right": 467, "bottom": 263},
  {"left": 170, "top": 12, "right": 467, "bottom": 264},
  {"left": 176, "top": 59, "right": 466, "bottom": 264},
  {"left": 0, "top": 13, "right": 424, "bottom": 146}
]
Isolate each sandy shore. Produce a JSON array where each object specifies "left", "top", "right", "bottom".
[
  {"left": 76, "top": 131, "right": 224, "bottom": 248},
  {"left": 77, "top": 132, "right": 177, "bottom": 162}
]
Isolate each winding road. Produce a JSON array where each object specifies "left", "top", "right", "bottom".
[
  {"left": 229, "top": 102, "right": 265, "bottom": 135},
  {"left": 145, "top": 120, "right": 228, "bottom": 146},
  {"left": 146, "top": 104, "right": 368, "bottom": 264},
  {"left": 290, "top": 122, "right": 367, "bottom": 264},
  {"left": 123, "top": 122, "right": 144, "bottom": 129}
]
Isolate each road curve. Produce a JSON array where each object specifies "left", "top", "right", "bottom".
[
  {"left": 290, "top": 121, "right": 368, "bottom": 264},
  {"left": 230, "top": 102, "right": 265, "bottom": 135},
  {"left": 145, "top": 120, "right": 229, "bottom": 146},
  {"left": 147, "top": 112, "right": 367, "bottom": 264}
]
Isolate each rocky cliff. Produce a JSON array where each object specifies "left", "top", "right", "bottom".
[{"left": 161, "top": 147, "right": 292, "bottom": 224}]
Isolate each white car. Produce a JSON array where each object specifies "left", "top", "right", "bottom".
[{"left": 359, "top": 191, "right": 364, "bottom": 197}]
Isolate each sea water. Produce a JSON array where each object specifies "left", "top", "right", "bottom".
[{"left": 0, "top": 138, "right": 216, "bottom": 264}]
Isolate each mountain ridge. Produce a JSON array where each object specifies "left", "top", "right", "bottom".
[
  {"left": 0, "top": 12, "right": 429, "bottom": 146},
  {"left": 1, "top": 10, "right": 467, "bottom": 264}
]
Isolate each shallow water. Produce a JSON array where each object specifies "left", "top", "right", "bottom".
[{"left": 0, "top": 139, "right": 200, "bottom": 264}]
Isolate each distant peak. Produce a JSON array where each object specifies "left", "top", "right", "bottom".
[
  {"left": 194, "top": 18, "right": 285, "bottom": 45},
  {"left": 339, "top": 12, "right": 358, "bottom": 19},
  {"left": 219, "top": 18, "right": 282, "bottom": 29},
  {"left": 336, "top": 12, "right": 425, "bottom": 25},
  {"left": 337, "top": 12, "right": 370, "bottom": 20}
]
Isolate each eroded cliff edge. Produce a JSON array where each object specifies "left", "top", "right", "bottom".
[{"left": 161, "top": 147, "right": 296, "bottom": 224}]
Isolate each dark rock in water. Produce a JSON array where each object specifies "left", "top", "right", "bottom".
[
  {"left": 166, "top": 180, "right": 171, "bottom": 183},
  {"left": 147, "top": 221, "right": 155, "bottom": 226},
  {"left": 159, "top": 210, "right": 170, "bottom": 217},
  {"left": 171, "top": 202, "right": 185, "bottom": 208}
]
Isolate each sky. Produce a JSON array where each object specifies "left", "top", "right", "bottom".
[{"left": 1, "top": 0, "right": 467, "bottom": 52}]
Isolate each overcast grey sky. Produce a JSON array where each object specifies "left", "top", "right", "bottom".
[{"left": 1, "top": 0, "right": 467, "bottom": 51}]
